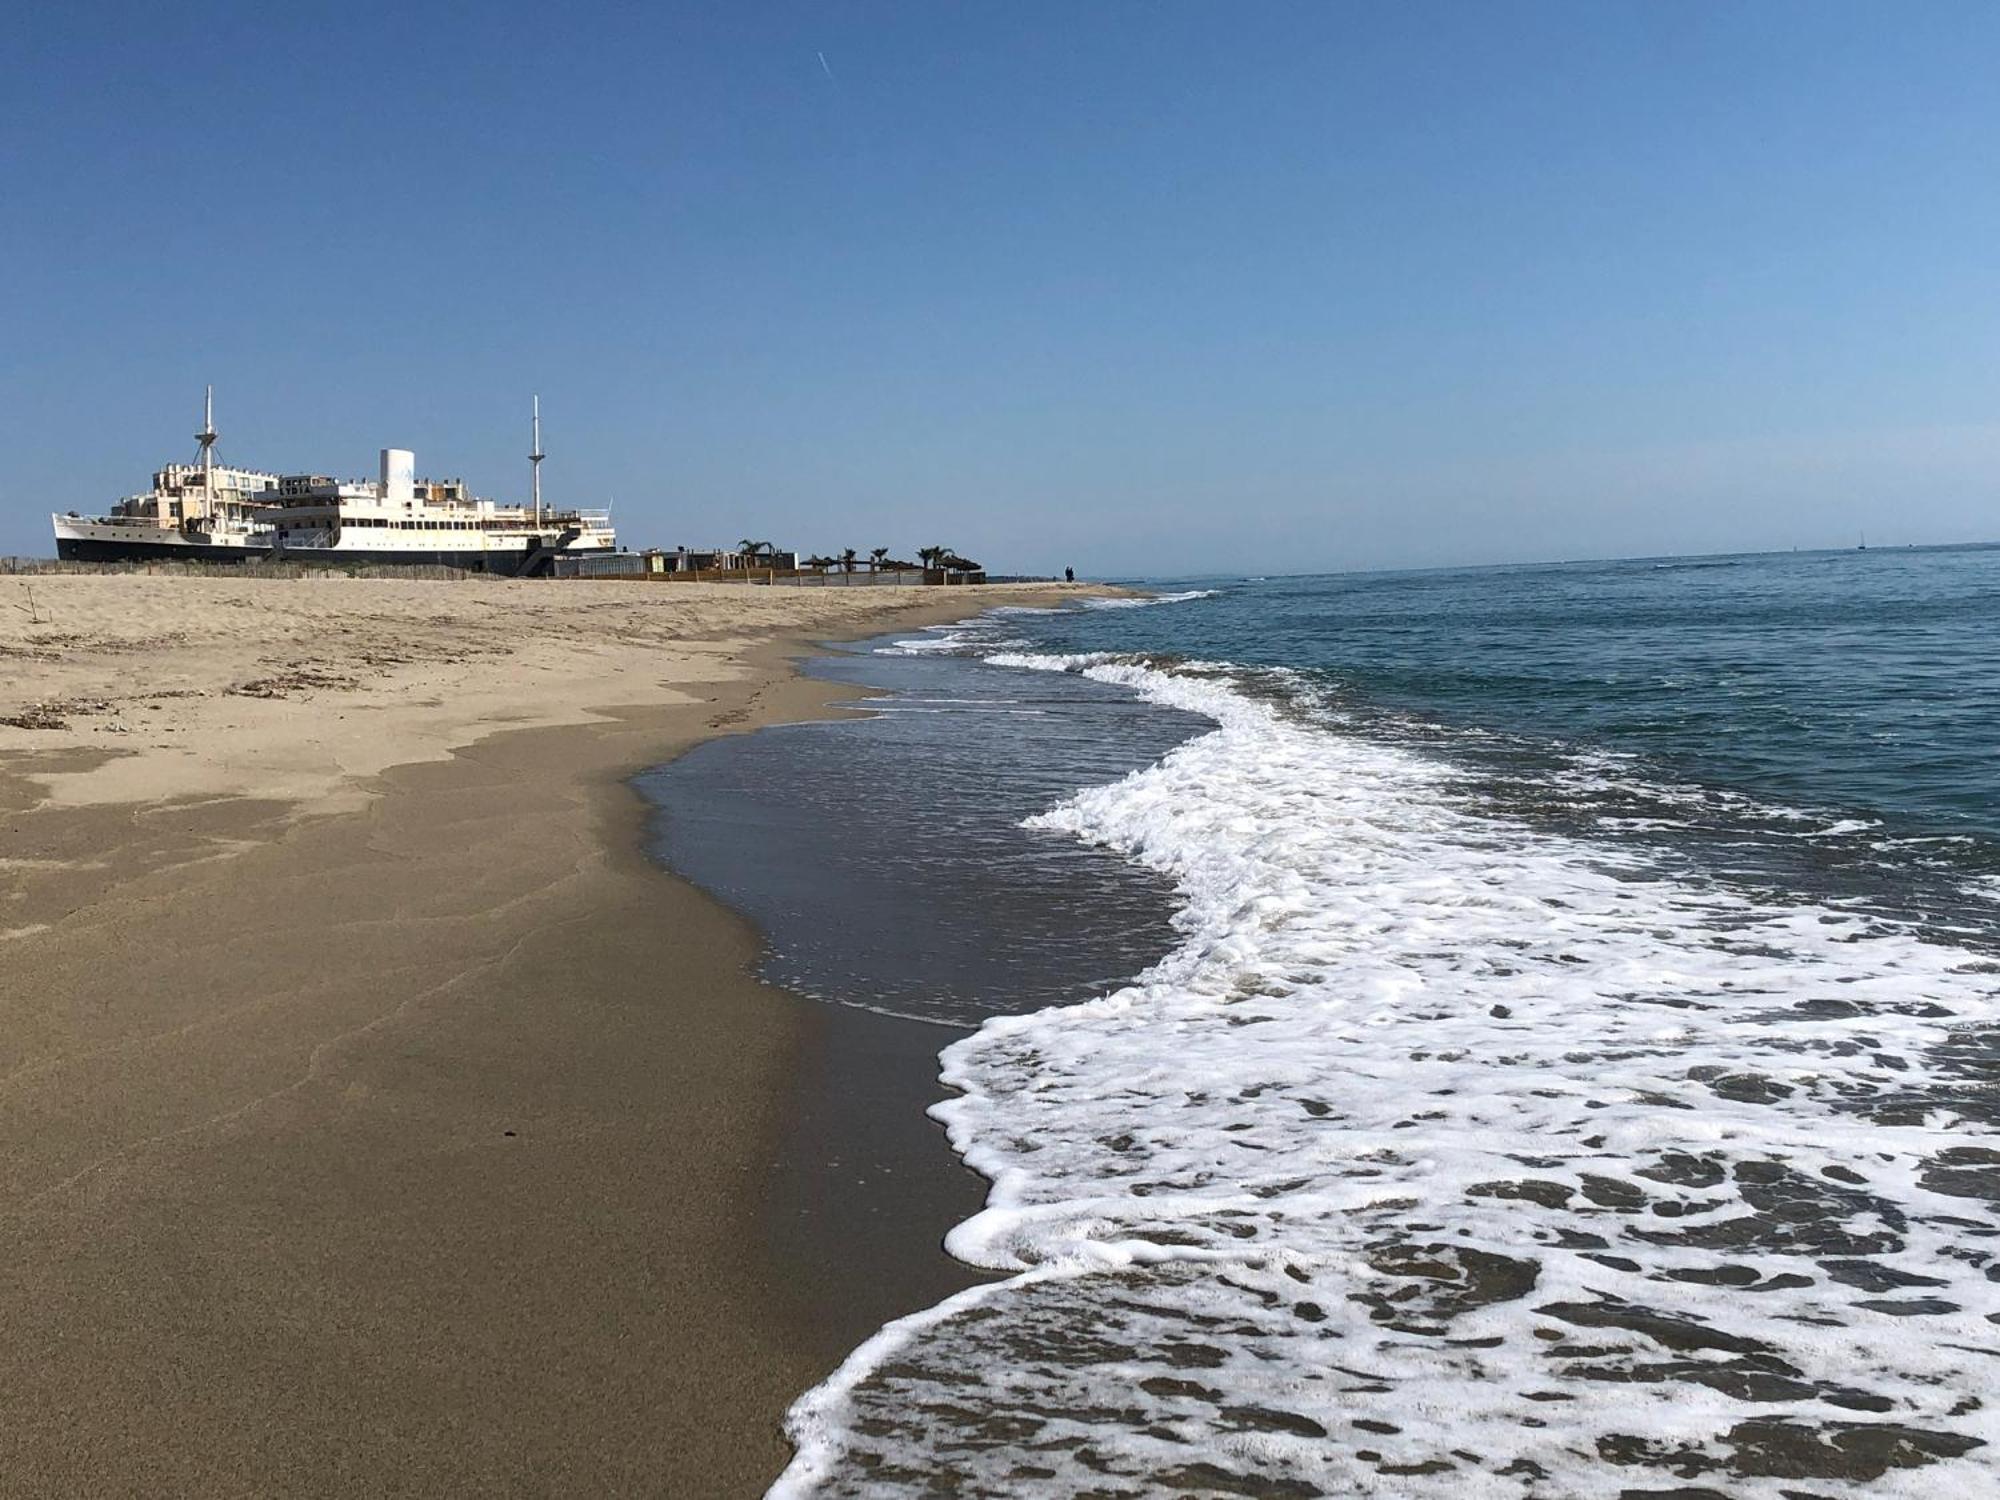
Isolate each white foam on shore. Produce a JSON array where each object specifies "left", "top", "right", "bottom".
[
  {"left": 986, "top": 649, "right": 1120, "bottom": 670},
  {"left": 771, "top": 653, "right": 2000, "bottom": 1498},
  {"left": 1080, "top": 587, "right": 1220, "bottom": 609},
  {"left": 874, "top": 627, "right": 982, "bottom": 654},
  {"left": 873, "top": 586, "right": 1211, "bottom": 659}
]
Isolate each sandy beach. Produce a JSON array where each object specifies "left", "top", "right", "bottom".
[{"left": 0, "top": 572, "right": 1097, "bottom": 1496}]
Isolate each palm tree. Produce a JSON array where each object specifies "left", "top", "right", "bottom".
[
  {"left": 839, "top": 547, "right": 858, "bottom": 573},
  {"left": 870, "top": 547, "right": 889, "bottom": 572}
]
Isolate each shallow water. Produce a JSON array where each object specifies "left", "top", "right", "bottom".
[
  {"left": 658, "top": 553, "right": 2000, "bottom": 1497},
  {"left": 639, "top": 636, "right": 1206, "bottom": 1027}
]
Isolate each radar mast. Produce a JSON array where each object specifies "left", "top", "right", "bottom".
[
  {"left": 196, "top": 385, "right": 218, "bottom": 509},
  {"left": 530, "top": 396, "right": 545, "bottom": 527}
]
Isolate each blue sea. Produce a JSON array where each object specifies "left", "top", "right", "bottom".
[{"left": 650, "top": 547, "right": 2000, "bottom": 1499}]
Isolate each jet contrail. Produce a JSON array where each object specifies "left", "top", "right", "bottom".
[{"left": 817, "top": 50, "right": 834, "bottom": 80}]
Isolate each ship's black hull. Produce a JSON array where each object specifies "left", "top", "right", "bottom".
[{"left": 55, "top": 537, "right": 613, "bottom": 576}]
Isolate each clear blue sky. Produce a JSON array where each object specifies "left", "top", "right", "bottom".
[{"left": 5, "top": 1, "right": 1998, "bottom": 573}]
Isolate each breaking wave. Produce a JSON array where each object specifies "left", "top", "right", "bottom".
[
  {"left": 771, "top": 653, "right": 2000, "bottom": 1498},
  {"left": 1081, "top": 588, "right": 1221, "bottom": 609}
]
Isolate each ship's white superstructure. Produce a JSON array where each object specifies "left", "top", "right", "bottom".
[{"left": 53, "top": 392, "right": 615, "bottom": 574}]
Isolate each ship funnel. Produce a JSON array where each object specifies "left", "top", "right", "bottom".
[{"left": 380, "top": 448, "right": 415, "bottom": 503}]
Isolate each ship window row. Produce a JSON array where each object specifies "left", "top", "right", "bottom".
[{"left": 297, "top": 518, "right": 493, "bottom": 530}]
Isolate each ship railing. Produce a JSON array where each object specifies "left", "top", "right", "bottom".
[
  {"left": 53, "top": 512, "right": 172, "bottom": 529},
  {"left": 53, "top": 511, "right": 278, "bottom": 532}
]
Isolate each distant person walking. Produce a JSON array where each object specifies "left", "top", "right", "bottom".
[{"left": 1064, "top": 567, "right": 1074, "bottom": 583}]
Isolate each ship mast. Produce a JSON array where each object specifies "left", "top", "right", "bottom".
[
  {"left": 196, "top": 385, "right": 218, "bottom": 512},
  {"left": 529, "top": 395, "right": 545, "bottom": 528}
]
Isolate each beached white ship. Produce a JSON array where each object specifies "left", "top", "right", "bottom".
[{"left": 53, "top": 391, "right": 615, "bottom": 575}]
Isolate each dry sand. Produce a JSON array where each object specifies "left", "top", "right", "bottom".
[{"left": 0, "top": 573, "right": 1100, "bottom": 1496}]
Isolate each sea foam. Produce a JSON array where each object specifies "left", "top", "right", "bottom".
[
  {"left": 772, "top": 654, "right": 2000, "bottom": 1498},
  {"left": 1080, "top": 588, "right": 1221, "bottom": 609}
]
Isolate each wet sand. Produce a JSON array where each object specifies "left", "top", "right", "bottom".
[
  {"left": 761, "top": 1003, "right": 995, "bottom": 1367},
  {"left": 0, "top": 576, "right": 1100, "bottom": 1496}
]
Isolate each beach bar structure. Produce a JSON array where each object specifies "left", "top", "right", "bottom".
[
  {"left": 553, "top": 548, "right": 986, "bottom": 585},
  {"left": 553, "top": 546, "right": 800, "bottom": 580}
]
